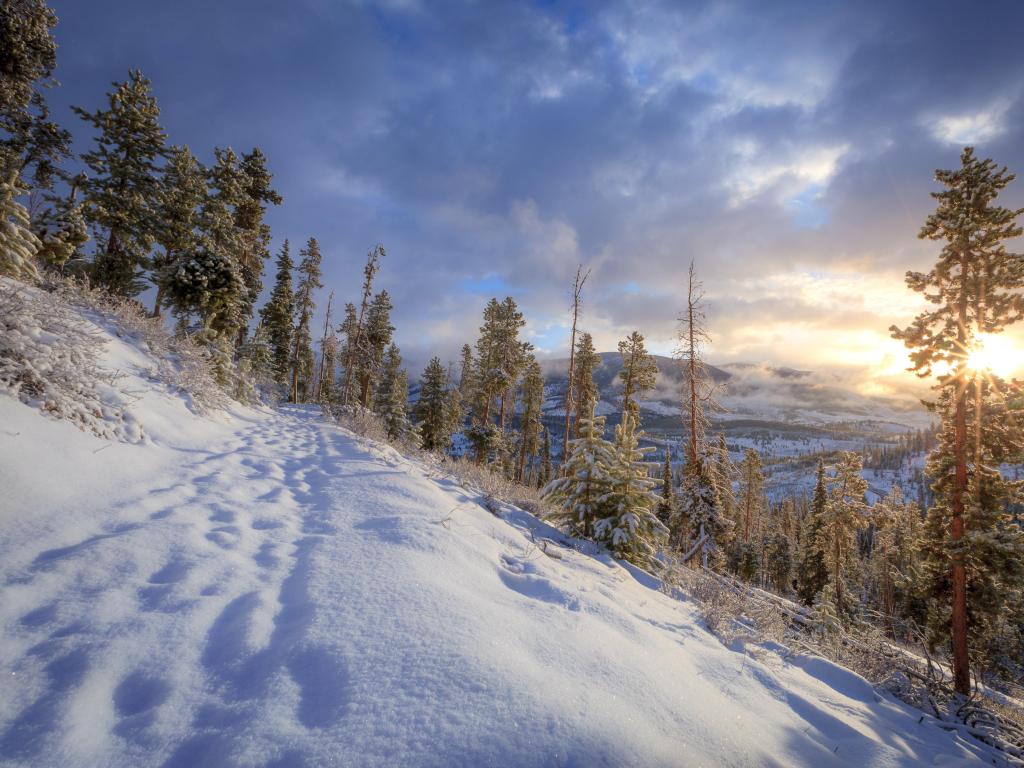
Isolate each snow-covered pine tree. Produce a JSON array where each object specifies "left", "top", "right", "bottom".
[
  {"left": 515, "top": 357, "right": 544, "bottom": 483},
  {"left": 312, "top": 291, "right": 336, "bottom": 403},
  {"left": 414, "top": 357, "right": 455, "bottom": 452},
  {"left": 657, "top": 448, "right": 674, "bottom": 526},
  {"left": 496, "top": 297, "right": 528, "bottom": 432},
  {"left": 0, "top": 0, "right": 71, "bottom": 190},
  {"left": 868, "top": 485, "right": 922, "bottom": 631},
  {"left": 35, "top": 176, "right": 88, "bottom": 273},
  {"left": 468, "top": 296, "right": 526, "bottom": 461},
  {"left": 817, "top": 451, "right": 868, "bottom": 615},
  {"left": 290, "top": 237, "right": 323, "bottom": 403},
  {"left": 617, "top": 330, "right": 657, "bottom": 424},
  {"left": 709, "top": 434, "right": 737, "bottom": 541},
  {"left": 811, "top": 583, "right": 842, "bottom": 638},
  {"left": 233, "top": 147, "right": 281, "bottom": 347},
  {"left": 151, "top": 145, "right": 205, "bottom": 317},
  {"left": 890, "top": 147, "right": 1024, "bottom": 694},
  {"left": 594, "top": 411, "right": 669, "bottom": 569},
  {"left": 796, "top": 459, "right": 830, "bottom": 606},
  {"left": 340, "top": 244, "right": 384, "bottom": 406},
  {"left": 543, "top": 405, "right": 614, "bottom": 538},
  {"left": 537, "top": 427, "right": 552, "bottom": 489},
  {"left": 73, "top": 70, "right": 167, "bottom": 296},
  {"left": 736, "top": 449, "right": 765, "bottom": 544},
  {"left": 374, "top": 344, "right": 413, "bottom": 440},
  {"left": 0, "top": 171, "right": 40, "bottom": 280},
  {"left": 356, "top": 290, "right": 394, "bottom": 407},
  {"left": 572, "top": 331, "right": 601, "bottom": 436},
  {"left": 457, "top": 343, "right": 475, "bottom": 421},
  {"left": 259, "top": 240, "right": 294, "bottom": 389}
]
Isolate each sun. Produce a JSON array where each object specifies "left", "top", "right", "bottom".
[{"left": 966, "top": 333, "right": 1021, "bottom": 379}]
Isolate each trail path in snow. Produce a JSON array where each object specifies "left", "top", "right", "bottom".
[{"left": 0, "top": 405, "right": 994, "bottom": 768}]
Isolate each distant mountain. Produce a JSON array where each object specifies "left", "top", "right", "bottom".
[{"left": 539, "top": 352, "right": 932, "bottom": 435}]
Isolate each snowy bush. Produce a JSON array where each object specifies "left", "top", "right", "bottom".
[
  {"left": 51, "top": 278, "right": 232, "bottom": 414},
  {"left": 0, "top": 280, "right": 143, "bottom": 441}
]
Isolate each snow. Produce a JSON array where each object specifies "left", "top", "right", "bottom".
[{"left": 0, "top": 307, "right": 997, "bottom": 767}]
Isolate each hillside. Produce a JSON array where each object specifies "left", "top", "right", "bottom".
[{"left": 0, "top": 294, "right": 999, "bottom": 767}]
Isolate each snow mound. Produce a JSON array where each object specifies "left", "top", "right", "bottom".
[{"left": 0, "top": 307, "right": 996, "bottom": 766}]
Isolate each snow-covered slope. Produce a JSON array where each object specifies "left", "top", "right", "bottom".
[{"left": 0, "top": 315, "right": 995, "bottom": 767}]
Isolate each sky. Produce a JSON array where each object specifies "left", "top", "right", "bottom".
[{"left": 46, "top": 0, "right": 1024, "bottom": 394}]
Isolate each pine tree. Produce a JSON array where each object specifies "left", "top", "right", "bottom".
[
  {"left": 537, "top": 427, "right": 552, "bottom": 489},
  {"left": 152, "top": 145, "right": 205, "bottom": 317},
  {"left": 737, "top": 449, "right": 765, "bottom": 543},
  {"left": 617, "top": 330, "right": 657, "bottom": 423},
  {"left": 469, "top": 296, "right": 527, "bottom": 460},
  {"left": 594, "top": 412, "right": 669, "bottom": 569},
  {"left": 414, "top": 357, "right": 456, "bottom": 452},
  {"left": 233, "top": 147, "right": 281, "bottom": 346},
  {"left": 356, "top": 290, "right": 394, "bottom": 407},
  {"left": 0, "top": 170, "right": 40, "bottom": 280},
  {"left": 869, "top": 486, "right": 922, "bottom": 630},
  {"left": 709, "top": 435, "right": 737, "bottom": 540},
  {"left": 340, "top": 244, "right": 384, "bottom": 406},
  {"left": 0, "top": 0, "right": 70, "bottom": 190},
  {"left": 73, "top": 70, "right": 167, "bottom": 296},
  {"left": 259, "top": 240, "right": 294, "bottom": 388},
  {"left": 290, "top": 237, "right": 322, "bottom": 403},
  {"left": 657, "top": 448, "right": 674, "bottom": 526},
  {"left": 543, "top": 405, "right": 614, "bottom": 539},
  {"left": 817, "top": 451, "right": 868, "bottom": 615},
  {"left": 572, "top": 331, "right": 601, "bottom": 435},
  {"left": 890, "top": 147, "right": 1024, "bottom": 694},
  {"left": 35, "top": 182, "right": 87, "bottom": 272},
  {"left": 374, "top": 344, "right": 413, "bottom": 440},
  {"left": 515, "top": 357, "right": 544, "bottom": 483},
  {"left": 797, "top": 459, "right": 830, "bottom": 605},
  {"left": 457, "top": 343, "right": 475, "bottom": 420},
  {"left": 313, "top": 291, "right": 336, "bottom": 403}
]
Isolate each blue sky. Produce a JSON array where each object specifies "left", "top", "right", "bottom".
[{"left": 47, "top": 0, "right": 1024, "bottom": 385}]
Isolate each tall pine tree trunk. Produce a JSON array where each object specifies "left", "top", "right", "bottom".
[{"left": 949, "top": 254, "right": 971, "bottom": 696}]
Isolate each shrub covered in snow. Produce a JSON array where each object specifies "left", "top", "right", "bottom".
[{"left": 0, "top": 280, "right": 143, "bottom": 441}]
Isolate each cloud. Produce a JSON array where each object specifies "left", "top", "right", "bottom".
[{"left": 48, "top": 0, "right": 1024, "bottom": 382}]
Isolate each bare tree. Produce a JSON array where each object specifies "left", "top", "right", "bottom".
[{"left": 562, "top": 265, "right": 590, "bottom": 464}]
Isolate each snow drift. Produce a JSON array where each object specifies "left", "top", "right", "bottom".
[{"left": 0, "top": 298, "right": 995, "bottom": 767}]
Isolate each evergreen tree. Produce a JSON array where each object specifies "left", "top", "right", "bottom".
[
  {"left": 259, "top": 240, "right": 294, "bottom": 388},
  {"left": 543, "top": 405, "right": 614, "bottom": 539},
  {"left": 709, "top": 435, "right": 737, "bottom": 540},
  {"left": 457, "top": 343, "right": 475, "bottom": 420},
  {"left": 233, "top": 147, "right": 281, "bottom": 346},
  {"left": 152, "top": 145, "right": 205, "bottom": 317},
  {"left": 35, "top": 181, "right": 87, "bottom": 272},
  {"left": 572, "top": 331, "right": 601, "bottom": 435},
  {"left": 796, "top": 459, "right": 830, "bottom": 605},
  {"left": 374, "top": 344, "right": 413, "bottom": 440},
  {"left": 817, "top": 451, "right": 868, "bottom": 614},
  {"left": 765, "top": 532, "right": 793, "bottom": 594},
  {"left": 736, "top": 449, "right": 765, "bottom": 543},
  {"left": 340, "top": 244, "right": 384, "bottom": 405},
  {"left": 617, "top": 330, "right": 657, "bottom": 423},
  {"left": 890, "top": 147, "right": 1024, "bottom": 694},
  {"left": 537, "top": 427, "right": 552, "bottom": 489},
  {"left": 594, "top": 412, "right": 669, "bottom": 569},
  {"left": 414, "top": 357, "right": 456, "bottom": 452},
  {"left": 74, "top": 70, "right": 167, "bottom": 296},
  {"left": 515, "top": 357, "right": 544, "bottom": 483},
  {"left": 290, "top": 237, "right": 322, "bottom": 403},
  {"left": 356, "top": 290, "right": 394, "bottom": 407},
  {"left": 0, "top": 0, "right": 70, "bottom": 190},
  {"left": 657, "top": 448, "right": 674, "bottom": 525},
  {"left": 869, "top": 486, "right": 922, "bottom": 630},
  {"left": 677, "top": 455, "right": 729, "bottom": 568},
  {"left": 469, "top": 296, "right": 527, "bottom": 460},
  {"left": 0, "top": 170, "right": 40, "bottom": 280}
]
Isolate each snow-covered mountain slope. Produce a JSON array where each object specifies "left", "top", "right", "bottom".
[{"left": 0, "top": 316, "right": 995, "bottom": 766}]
